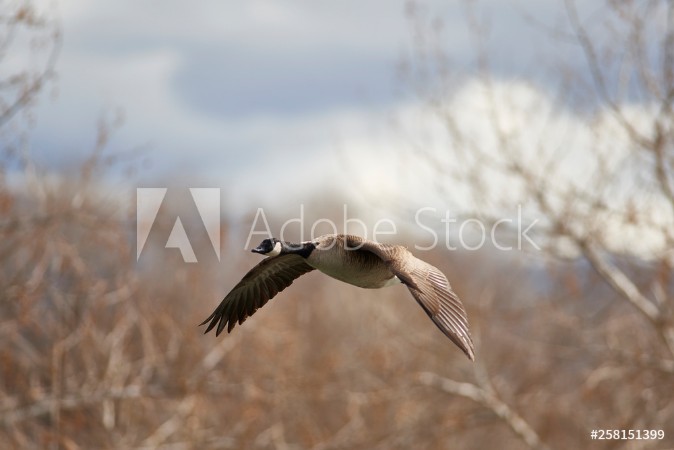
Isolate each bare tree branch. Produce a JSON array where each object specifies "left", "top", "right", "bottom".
[
  {"left": 418, "top": 372, "right": 550, "bottom": 450},
  {"left": 580, "top": 241, "right": 674, "bottom": 356},
  {"left": 0, "top": 386, "right": 143, "bottom": 426}
]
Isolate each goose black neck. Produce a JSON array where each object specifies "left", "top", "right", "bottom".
[{"left": 282, "top": 241, "right": 316, "bottom": 259}]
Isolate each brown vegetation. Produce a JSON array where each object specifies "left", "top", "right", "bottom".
[{"left": 1, "top": 1, "right": 673, "bottom": 449}]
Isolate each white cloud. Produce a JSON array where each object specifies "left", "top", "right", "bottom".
[
  {"left": 381, "top": 80, "right": 673, "bottom": 259},
  {"left": 19, "top": 0, "right": 670, "bottom": 260}
]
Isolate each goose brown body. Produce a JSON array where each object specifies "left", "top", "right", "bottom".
[
  {"left": 200, "top": 234, "right": 475, "bottom": 360},
  {"left": 308, "top": 235, "right": 399, "bottom": 288}
]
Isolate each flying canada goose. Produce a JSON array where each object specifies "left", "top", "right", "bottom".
[{"left": 200, "top": 234, "right": 475, "bottom": 360}]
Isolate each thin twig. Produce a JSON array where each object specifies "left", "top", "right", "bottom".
[{"left": 418, "top": 372, "right": 550, "bottom": 450}]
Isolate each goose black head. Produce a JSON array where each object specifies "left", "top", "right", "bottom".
[{"left": 252, "top": 238, "right": 282, "bottom": 257}]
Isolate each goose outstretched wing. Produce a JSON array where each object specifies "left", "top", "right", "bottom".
[
  {"left": 200, "top": 254, "right": 314, "bottom": 335},
  {"left": 358, "top": 240, "right": 475, "bottom": 361}
]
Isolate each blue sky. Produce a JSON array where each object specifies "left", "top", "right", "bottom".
[
  {"left": 15, "top": 0, "right": 618, "bottom": 214},
  {"left": 10, "top": 0, "right": 672, "bottom": 260}
]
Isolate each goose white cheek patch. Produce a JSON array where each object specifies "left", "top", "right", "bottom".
[{"left": 267, "top": 241, "right": 282, "bottom": 257}]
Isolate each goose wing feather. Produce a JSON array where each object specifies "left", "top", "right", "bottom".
[
  {"left": 358, "top": 240, "right": 475, "bottom": 360},
  {"left": 200, "top": 254, "right": 315, "bottom": 335}
]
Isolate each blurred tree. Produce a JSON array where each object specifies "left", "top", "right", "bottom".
[
  {"left": 2, "top": 1, "right": 673, "bottom": 449},
  {"left": 404, "top": 0, "right": 674, "bottom": 448},
  {"left": 0, "top": 0, "right": 60, "bottom": 132}
]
